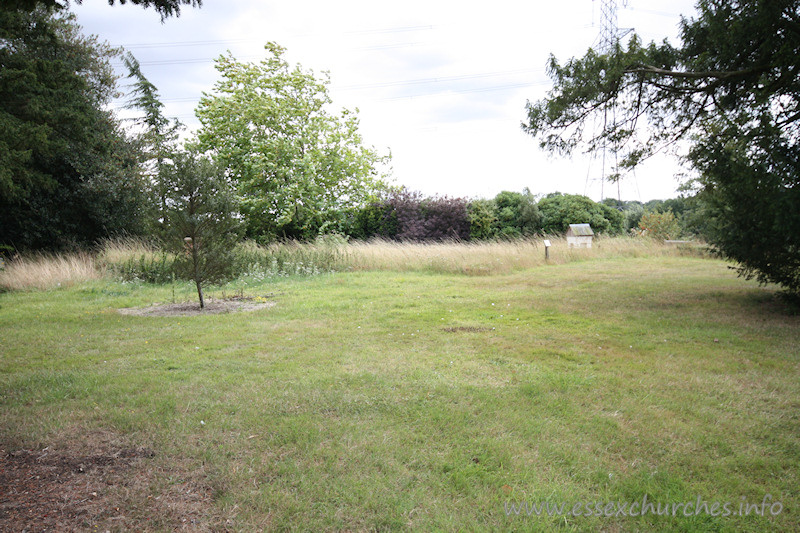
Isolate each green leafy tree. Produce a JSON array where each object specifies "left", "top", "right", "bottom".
[
  {"left": 523, "top": 0, "right": 800, "bottom": 296},
  {"left": 674, "top": 194, "right": 711, "bottom": 238},
  {"left": 195, "top": 43, "right": 390, "bottom": 242},
  {"left": 492, "top": 189, "right": 542, "bottom": 238},
  {"left": 163, "top": 153, "right": 240, "bottom": 309},
  {"left": 538, "top": 194, "right": 624, "bottom": 235},
  {"left": 0, "top": 7, "right": 151, "bottom": 250}
]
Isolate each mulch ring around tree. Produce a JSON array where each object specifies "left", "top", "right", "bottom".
[{"left": 118, "top": 296, "right": 276, "bottom": 317}]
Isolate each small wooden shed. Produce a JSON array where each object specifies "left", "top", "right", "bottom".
[{"left": 566, "top": 224, "right": 594, "bottom": 248}]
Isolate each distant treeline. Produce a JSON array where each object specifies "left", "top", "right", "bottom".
[{"left": 331, "top": 189, "right": 704, "bottom": 243}]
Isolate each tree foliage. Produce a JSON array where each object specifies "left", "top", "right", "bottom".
[
  {"left": 602, "top": 198, "right": 645, "bottom": 231},
  {"left": 538, "top": 194, "right": 624, "bottom": 235},
  {"left": 492, "top": 189, "right": 541, "bottom": 238},
  {"left": 7, "top": 0, "right": 201, "bottom": 20},
  {"left": 343, "top": 189, "right": 471, "bottom": 241},
  {"left": 407, "top": 194, "right": 470, "bottom": 241},
  {"left": 467, "top": 199, "right": 498, "bottom": 240},
  {"left": 346, "top": 199, "right": 399, "bottom": 240},
  {"left": 124, "top": 52, "right": 182, "bottom": 161},
  {"left": 465, "top": 190, "right": 542, "bottom": 240},
  {"left": 123, "top": 52, "right": 183, "bottom": 233},
  {"left": 195, "top": 43, "right": 390, "bottom": 242},
  {"left": 0, "top": 7, "right": 151, "bottom": 249},
  {"left": 523, "top": 0, "right": 800, "bottom": 295}
]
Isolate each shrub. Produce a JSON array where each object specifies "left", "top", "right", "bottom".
[
  {"left": 351, "top": 189, "right": 471, "bottom": 242},
  {"left": 467, "top": 199, "right": 497, "bottom": 240},
  {"left": 346, "top": 201, "right": 399, "bottom": 240},
  {"left": 636, "top": 210, "right": 681, "bottom": 240},
  {"left": 419, "top": 195, "right": 470, "bottom": 241}
]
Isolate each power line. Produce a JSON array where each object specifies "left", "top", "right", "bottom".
[
  {"left": 115, "top": 79, "right": 549, "bottom": 110},
  {"left": 338, "top": 68, "right": 544, "bottom": 91},
  {"left": 111, "top": 39, "right": 437, "bottom": 68},
  {"left": 115, "top": 25, "right": 437, "bottom": 49},
  {"left": 344, "top": 24, "right": 435, "bottom": 36},
  {"left": 380, "top": 81, "right": 548, "bottom": 101},
  {"left": 627, "top": 7, "right": 685, "bottom": 18},
  {"left": 120, "top": 38, "right": 256, "bottom": 49},
  {"left": 112, "top": 67, "right": 548, "bottom": 105}
]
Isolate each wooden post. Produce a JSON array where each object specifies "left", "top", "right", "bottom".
[{"left": 544, "top": 239, "right": 551, "bottom": 261}]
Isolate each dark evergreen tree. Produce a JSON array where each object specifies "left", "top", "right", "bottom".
[
  {"left": 0, "top": 7, "right": 151, "bottom": 250},
  {"left": 123, "top": 52, "right": 183, "bottom": 235},
  {"left": 523, "top": 0, "right": 800, "bottom": 296}
]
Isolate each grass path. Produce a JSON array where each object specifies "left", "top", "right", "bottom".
[{"left": 1, "top": 256, "right": 798, "bottom": 531}]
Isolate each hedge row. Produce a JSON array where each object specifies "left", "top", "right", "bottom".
[{"left": 341, "top": 189, "right": 626, "bottom": 241}]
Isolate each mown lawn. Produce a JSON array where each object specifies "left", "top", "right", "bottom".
[{"left": 1, "top": 255, "right": 798, "bottom": 531}]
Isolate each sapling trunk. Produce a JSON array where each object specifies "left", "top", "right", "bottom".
[
  {"left": 190, "top": 236, "right": 204, "bottom": 309},
  {"left": 196, "top": 279, "right": 205, "bottom": 309}
]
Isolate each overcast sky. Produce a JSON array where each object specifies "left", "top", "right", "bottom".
[{"left": 71, "top": 0, "right": 699, "bottom": 202}]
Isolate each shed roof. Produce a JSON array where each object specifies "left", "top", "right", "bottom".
[{"left": 567, "top": 224, "right": 594, "bottom": 236}]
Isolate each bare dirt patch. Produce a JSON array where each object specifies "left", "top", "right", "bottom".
[
  {"left": 119, "top": 296, "right": 275, "bottom": 317},
  {"left": 0, "top": 429, "right": 231, "bottom": 531}
]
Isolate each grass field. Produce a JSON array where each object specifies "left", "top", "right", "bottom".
[{"left": 1, "top": 245, "right": 798, "bottom": 531}]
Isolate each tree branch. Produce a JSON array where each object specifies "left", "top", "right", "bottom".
[{"left": 628, "top": 64, "right": 770, "bottom": 81}]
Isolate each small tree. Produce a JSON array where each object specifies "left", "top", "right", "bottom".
[{"left": 164, "top": 153, "right": 240, "bottom": 308}]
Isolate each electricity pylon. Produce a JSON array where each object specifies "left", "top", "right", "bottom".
[{"left": 596, "top": 0, "right": 629, "bottom": 202}]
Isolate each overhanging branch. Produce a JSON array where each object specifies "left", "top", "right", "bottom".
[{"left": 628, "top": 64, "right": 770, "bottom": 81}]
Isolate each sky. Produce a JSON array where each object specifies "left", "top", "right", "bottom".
[{"left": 71, "top": 0, "right": 700, "bottom": 202}]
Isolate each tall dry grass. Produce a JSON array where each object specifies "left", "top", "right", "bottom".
[
  {"left": 97, "top": 237, "right": 176, "bottom": 283},
  {"left": 0, "top": 236, "right": 706, "bottom": 291},
  {"left": 343, "top": 236, "right": 705, "bottom": 275},
  {"left": 96, "top": 237, "right": 162, "bottom": 266},
  {"left": 0, "top": 252, "right": 102, "bottom": 291}
]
